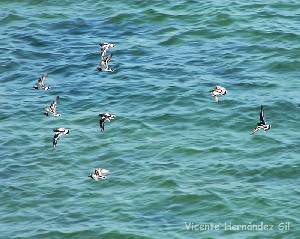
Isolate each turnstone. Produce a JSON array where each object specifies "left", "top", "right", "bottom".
[
  {"left": 97, "top": 54, "right": 114, "bottom": 72},
  {"left": 33, "top": 73, "right": 50, "bottom": 90},
  {"left": 89, "top": 168, "right": 109, "bottom": 180},
  {"left": 251, "top": 105, "right": 271, "bottom": 134},
  {"left": 44, "top": 96, "right": 60, "bottom": 117},
  {"left": 99, "top": 42, "right": 116, "bottom": 57},
  {"left": 53, "top": 128, "right": 70, "bottom": 148},
  {"left": 99, "top": 113, "right": 116, "bottom": 132},
  {"left": 210, "top": 85, "right": 227, "bottom": 102}
]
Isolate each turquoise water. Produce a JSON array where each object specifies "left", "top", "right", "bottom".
[{"left": 1, "top": 1, "right": 300, "bottom": 238}]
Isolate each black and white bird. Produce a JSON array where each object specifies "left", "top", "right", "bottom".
[
  {"left": 45, "top": 96, "right": 60, "bottom": 117},
  {"left": 33, "top": 73, "right": 50, "bottom": 90},
  {"left": 251, "top": 105, "right": 271, "bottom": 134},
  {"left": 99, "top": 42, "right": 116, "bottom": 57},
  {"left": 97, "top": 54, "right": 114, "bottom": 72},
  {"left": 89, "top": 168, "right": 109, "bottom": 180},
  {"left": 53, "top": 128, "right": 70, "bottom": 148},
  {"left": 210, "top": 85, "right": 227, "bottom": 102},
  {"left": 99, "top": 113, "right": 116, "bottom": 132}
]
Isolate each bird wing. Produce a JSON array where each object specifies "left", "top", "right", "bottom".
[
  {"left": 53, "top": 132, "right": 61, "bottom": 147},
  {"left": 41, "top": 73, "right": 48, "bottom": 85},
  {"left": 37, "top": 78, "right": 44, "bottom": 87},
  {"left": 100, "top": 47, "right": 106, "bottom": 56},
  {"left": 251, "top": 126, "right": 260, "bottom": 135},
  {"left": 99, "top": 118, "right": 105, "bottom": 131},
  {"left": 105, "top": 54, "right": 112, "bottom": 64},
  {"left": 51, "top": 97, "right": 59, "bottom": 113},
  {"left": 100, "top": 59, "right": 107, "bottom": 69},
  {"left": 53, "top": 128, "right": 66, "bottom": 133},
  {"left": 50, "top": 102, "right": 57, "bottom": 113},
  {"left": 259, "top": 105, "right": 266, "bottom": 124}
]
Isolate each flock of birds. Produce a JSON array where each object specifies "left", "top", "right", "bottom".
[
  {"left": 209, "top": 85, "right": 271, "bottom": 134},
  {"left": 32, "top": 42, "right": 271, "bottom": 181},
  {"left": 33, "top": 42, "right": 117, "bottom": 180}
]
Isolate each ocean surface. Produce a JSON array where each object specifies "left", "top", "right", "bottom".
[{"left": 0, "top": 1, "right": 299, "bottom": 238}]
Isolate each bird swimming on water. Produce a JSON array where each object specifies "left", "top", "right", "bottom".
[
  {"left": 89, "top": 168, "right": 109, "bottom": 180},
  {"left": 33, "top": 73, "right": 50, "bottom": 91},
  {"left": 251, "top": 105, "right": 271, "bottom": 134},
  {"left": 99, "top": 42, "right": 116, "bottom": 57},
  {"left": 44, "top": 96, "right": 60, "bottom": 117},
  {"left": 210, "top": 85, "right": 227, "bottom": 102},
  {"left": 97, "top": 54, "right": 114, "bottom": 72},
  {"left": 53, "top": 128, "right": 70, "bottom": 148},
  {"left": 99, "top": 113, "right": 116, "bottom": 132}
]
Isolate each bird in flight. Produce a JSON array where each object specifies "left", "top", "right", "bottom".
[
  {"left": 251, "top": 105, "right": 271, "bottom": 134},
  {"left": 97, "top": 54, "right": 114, "bottom": 72},
  {"left": 53, "top": 128, "right": 70, "bottom": 148},
  {"left": 210, "top": 85, "right": 227, "bottom": 102},
  {"left": 33, "top": 73, "right": 50, "bottom": 90},
  {"left": 99, "top": 113, "right": 116, "bottom": 132},
  {"left": 45, "top": 96, "right": 61, "bottom": 117},
  {"left": 99, "top": 42, "right": 116, "bottom": 57}
]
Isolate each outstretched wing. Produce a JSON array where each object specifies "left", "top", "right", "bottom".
[
  {"left": 37, "top": 78, "right": 43, "bottom": 87},
  {"left": 53, "top": 132, "right": 61, "bottom": 148},
  {"left": 50, "top": 102, "right": 57, "bottom": 113},
  {"left": 99, "top": 118, "right": 105, "bottom": 132},
  {"left": 251, "top": 126, "right": 261, "bottom": 135},
  {"left": 100, "top": 47, "right": 106, "bottom": 56},
  {"left": 259, "top": 105, "right": 265, "bottom": 124},
  {"left": 50, "top": 96, "right": 59, "bottom": 113},
  {"left": 40, "top": 73, "right": 48, "bottom": 85},
  {"left": 105, "top": 54, "right": 112, "bottom": 64},
  {"left": 100, "top": 58, "right": 107, "bottom": 69},
  {"left": 53, "top": 128, "right": 66, "bottom": 133}
]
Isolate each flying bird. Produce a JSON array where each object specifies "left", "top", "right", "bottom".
[
  {"left": 53, "top": 128, "right": 70, "bottom": 148},
  {"left": 97, "top": 54, "right": 114, "bottom": 72},
  {"left": 210, "top": 85, "right": 227, "bottom": 102},
  {"left": 89, "top": 168, "right": 109, "bottom": 180},
  {"left": 99, "top": 113, "right": 116, "bottom": 132},
  {"left": 33, "top": 73, "right": 50, "bottom": 90},
  {"left": 251, "top": 105, "right": 271, "bottom": 134},
  {"left": 99, "top": 42, "right": 116, "bottom": 57},
  {"left": 45, "top": 96, "right": 60, "bottom": 117}
]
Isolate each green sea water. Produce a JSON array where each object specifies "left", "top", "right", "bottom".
[{"left": 0, "top": 1, "right": 300, "bottom": 238}]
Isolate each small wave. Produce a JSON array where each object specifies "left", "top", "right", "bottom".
[
  {"left": 267, "top": 61, "right": 300, "bottom": 73},
  {"left": 0, "top": 13, "right": 25, "bottom": 25},
  {"left": 109, "top": 13, "right": 136, "bottom": 24},
  {"left": 142, "top": 9, "right": 173, "bottom": 22},
  {"left": 159, "top": 35, "right": 183, "bottom": 46},
  {"left": 101, "top": 231, "right": 154, "bottom": 239}
]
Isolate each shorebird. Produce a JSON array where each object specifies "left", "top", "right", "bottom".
[
  {"left": 33, "top": 73, "right": 50, "bottom": 90},
  {"left": 251, "top": 105, "right": 271, "bottom": 134},
  {"left": 210, "top": 85, "right": 227, "bottom": 102},
  {"left": 53, "top": 128, "right": 70, "bottom": 148},
  {"left": 99, "top": 113, "right": 116, "bottom": 132},
  {"left": 89, "top": 168, "right": 109, "bottom": 180},
  {"left": 99, "top": 42, "right": 116, "bottom": 57},
  {"left": 44, "top": 96, "right": 60, "bottom": 117},
  {"left": 97, "top": 54, "right": 114, "bottom": 72}
]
